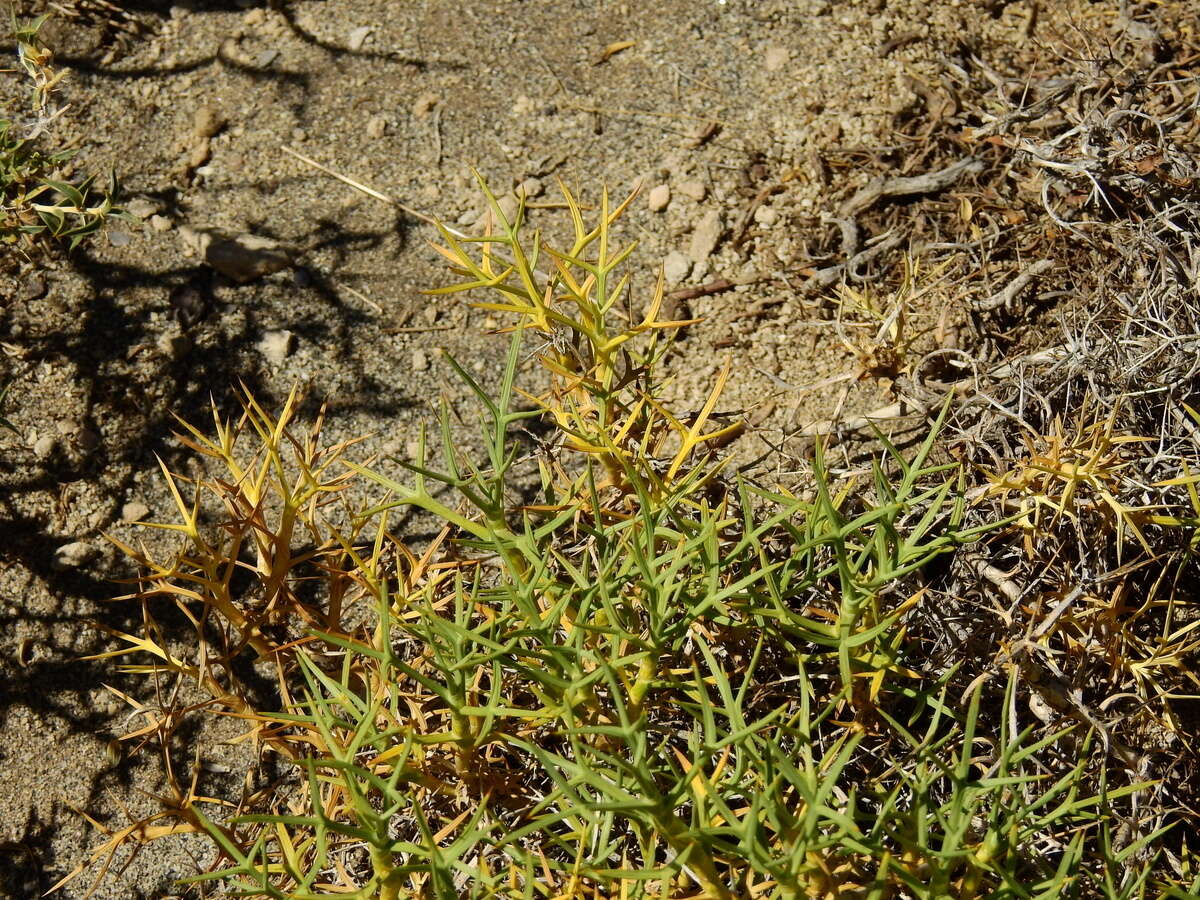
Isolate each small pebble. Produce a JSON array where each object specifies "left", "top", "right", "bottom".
[
  {"left": 33, "top": 436, "right": 56, "bottom": 460},
  {"left": 149, "top": 214, "right": 173, "bottom": 232},
  {"left": 498, "top": 194, "right": 520, "bottom": 222},
  {"left": 108, "top": 230, "right": 132, "bottom": 247},
  {"left": 53, "top": 541, "right": 96, "bottom": 571},
  {"left": 764, "top": 46, "right": 790, "bottom": 71},
  {"left": 518, "top": 177, "right": 544, "bottom": 198},
  {"left": 76, "top": 427, "right": 100, "bottom": 452},
  {"left": 348, "top": 25, "right": 372, "bottom": 51},
  {"left": 126, "top": 198, "right": 158, "bottom": 219},
  {"left": 647, "top": 184, "right": 670, "bottom": 211},
  {"left": 754, "top": 205, "right": 780, "bottom": 226},
  {"left": 254, "top": 48, "right": 279, "bottom": 69},
  {"left": 367, "top": 115, "right": 388, "bottom": 138},
  {"left": 218, "top": 37, "right": 243, "bottom": 65},
  {"left": 19, "top": 275, "right": 46, "bottom": 302},
  {"left": 189, "top": 139, "right": 212, "bottom": 170},
  {"left": 678, "top": 180, "right": 706, "bottom": 201},
  {"left": 182, "top": 226, "right": 292, "bottom": 283},
  {"left": 259, "top": 329, "right": 296, "bottom": 364},
  {"left": 192, "top": 104, "right": 226, "bottom": 140},
  {"left": 412, "top": 92, "right": 438, "bottom": 117},
  {"left": 411, "top": 349, "right": 429, "bottom": 371},
  {"left": 662, "top": 250, "right": 692, "bottom": 286},
  {"left": 473, "top": 194, "right": 519, "bottom": 230},
  {"left": 121, "top": 501, "right": 151, "bottom": 523}
]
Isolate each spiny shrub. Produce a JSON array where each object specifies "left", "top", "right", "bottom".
[{"left": 66, "top": 181, "right": 1199, "bottom": 900}]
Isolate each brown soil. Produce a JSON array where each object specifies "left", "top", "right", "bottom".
[{"left": 0, "top": 0, "right": 1187, "bottom": 896}]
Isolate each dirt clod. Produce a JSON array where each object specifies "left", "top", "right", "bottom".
[
  {"left": 688, "top": 209, "right": 722, "bottom": 264},
  {"left": 191, "top": 103, "right": 226, "bottom": 141},
  {"left": 52, "top": 542, "right": 96, "bottom": 571},
  {"left": 258, "top": 329, "right": 296, "bottom": 364},
  {"left": 180, "top": 226, "right": 292, "bottom": 282},
  {"left": 678, "top": 179, "right": 706, "bottom": 202},
  {"left": 663, "top": 250, "right": 692, "bottom": 286},
  {"left": 120, "top": 502, "right": 150, "bottom": 523}
]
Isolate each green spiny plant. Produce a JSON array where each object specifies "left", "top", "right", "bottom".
[
  {"left": 427, "top": 175, "right": 739, "bottom": 502},
  {"left": 2, "top": 12, "right": 123, "bottom": 255},
  {"left": 66, "top": 182, "right": 1198, "bottom": 900}
]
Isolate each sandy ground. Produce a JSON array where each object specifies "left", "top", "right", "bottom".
[{"left": 0, "top": 0, "right": 1144, "bottom": 895}]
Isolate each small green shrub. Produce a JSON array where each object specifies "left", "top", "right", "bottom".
[
  {"left": 65, "top": 182, "right": 1198, "bottom": 900},
  {"left": 2, "top": 13, "right": 122, "bottom": 255}
]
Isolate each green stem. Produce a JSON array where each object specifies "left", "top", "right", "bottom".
[
  {"left": 651, "top": 806, "right": 732, "bottom": 900},
  {"left": 374, "top": 847, "right": 405, "bottom": 900},
  {"left": 627, "top": 654, "right": 656, "bottom": 722}
]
